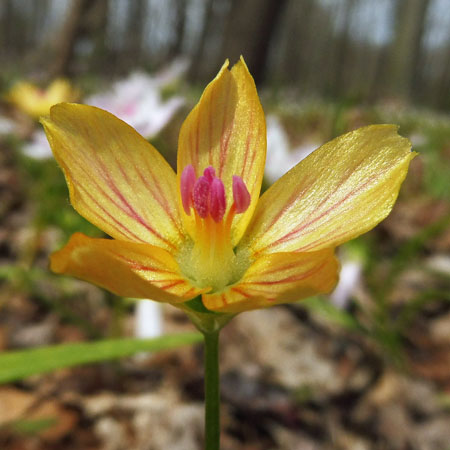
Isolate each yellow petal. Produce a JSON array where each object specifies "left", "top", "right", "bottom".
[
  {"left": 51, "top": 233, "right": 206, "bottom": 302},
  {"left": 7, "top": 79, "right": 77, "bottom": 119},
  {"left": 243, "top": 125, "right": 415, "bottom": 255},
  {"left": 203, "top": 249, "right": 338, "bottom": 313},
  {"left": 7, "top": 82, "right": 45, "bottom": 118},
  {"left": 177, "top": 57, "right": 266, "bottom": 245},
  {"left": 42, "top": 103, "right": 184, "bottom": 252},
  {"left": 46, "top": 79, "right": 78, "bottom": 104}
]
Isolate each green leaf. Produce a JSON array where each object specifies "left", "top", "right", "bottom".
[
  {"left": 10, "top": 417, "right": 58, "bottom": 435},
  {"left": 0, "top": 333, "right": 202, "bottom": 384},
  {"left": 302, "top": 296, "right": 366, "bottom": 333}
]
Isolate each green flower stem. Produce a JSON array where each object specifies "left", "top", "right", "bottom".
[
  {"left": 182, "top": 298, "right": 234, "bottom": 449},
  {"left": 203, "top": 329, "right": 221, "bottom": 450}
]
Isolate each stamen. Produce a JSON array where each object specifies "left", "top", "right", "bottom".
[
  {"left": 210, "top": 178, "right": 226, "bottom": 222},
  {"left": 178, "top": 165, "right": 252, "bottom": 292},
  {"left": 180, "top": 165, "right": 196, "bottom": 215},
  {"left": 203, "top": 166, "right": 216, "bottom": 182},
  {"left": 232, "top": 175, "right": 251, "bottom": 213},
  {"left": 193, "top": 176, "right": 210, "bottom": 218}
]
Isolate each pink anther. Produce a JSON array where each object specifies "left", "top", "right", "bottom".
[
  {"left": 232, "top": 176, "right": 251, "bottom": 213},
  {"left": 210, "top": 178, "right": 226, "bottom": 222},
  {"left": 203, "top": 166, "right": 216, "bottom": 182},
  {"left": 180, "top": 165, "right": 196, "bottom": 215},
  {"left": 193, "top": 176, "right": 211, "bottom": 218}
]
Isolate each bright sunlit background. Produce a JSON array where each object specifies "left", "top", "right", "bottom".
[{"left": 1, "top": 1, "right": 450, "bottom": 449}]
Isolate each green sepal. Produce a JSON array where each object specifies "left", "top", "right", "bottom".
[{"left": 183, "top": 295, "right": 215, "bottom": 314}]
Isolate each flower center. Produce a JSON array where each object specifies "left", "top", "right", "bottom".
[{"left": 179, "top": 164, "right": 250, "bottom": 291}]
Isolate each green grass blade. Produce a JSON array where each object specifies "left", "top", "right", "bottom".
[
  {"left": 0, "top": 333, "right": 202, "bottom": 384},
  {"left": 302, "top": 296, "right": 366, "bottom": 333},
  {"left": 10, "top": 418, "right": 58, "bottom": 435}
]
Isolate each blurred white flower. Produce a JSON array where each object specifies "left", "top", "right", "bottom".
[
  {"left": 151, "top": 57, "right": 189, "bottom": 87},
  {"left": 20, "top": 60, "right": 188, "bottom": 160},
  {"left": 22, "top": 130, "right": 53, "bottom": 159},
  {"left": 135, "top": 300, "right": 163, "bottom": 339},
  {"left": 330, "top": 260, "right": 362, "bottom": 309},
  {"left": 134, "top": 299, "right": 164, "bottom": 360},
  {"left": 265, "top": 115, "right": 319, "bottom": 184},
  {"left": 426, "top": 254, "right": 450, "bottom": 276},
  {"left": 86, "top": 60, "right": 187, "bottom": 139},
  {"left": 409, "top": 132, "right": 426, "bottom": 147},
  {"left": 0, "top": 115, "right": 15, "bottom": 136}
]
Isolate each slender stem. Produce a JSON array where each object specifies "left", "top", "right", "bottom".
[{"left": 203, "top": 329, "right": 220, "bottom": 450}]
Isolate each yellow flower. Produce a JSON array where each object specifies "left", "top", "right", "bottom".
[
  {"left": 8, "top": 79, "right": 78, "bottom": 119},
  {"left": 42, "top": 58, "right": 415, "bottom": 314}
]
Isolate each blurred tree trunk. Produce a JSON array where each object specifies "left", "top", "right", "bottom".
[
  {"left": 87, "top": 0, "right": 109, "bottom": 73},
  {"left": 428, "top": 45, "right": 450, "bottom": 110},
  {"left": 50, "top": 0, "right": 109, "bottom": 77},
  {"left": 437, "top": 56, "right": 450, "bottom": 109},
  {"left": 2, "top": 0, "right": 13, "bottom": 54},
  {"left": 275, "top": 0, "right": 314, "bottom": 84},
  {"left": 387, "top": 0, "right": 431, "bottom": 100},
  {"left": 31, "top": 0, "right": 50, "bottom": 44},
  {"left": 2, "top": 0, "right": 24, "bottom": 61},
  {"left": 168, "top": 0, "right": 187, "bottom": 59},
  {"left": 219, "top": 0, "right": 288, "bottom": 84},
  {"left": 125, "top": 0, "right": 146, "bottom": 65},
  {"left": 331, "top": 0, "right": 357, "bottom": 97},
  {"left": 49, "top": 0, "right": 91, "bottom": 77},
  {"left": 0, "top": 0, "right": 11, "bottom": 60},
  {"left": 188, "top": 0, "right": 216, "bottom": 80}
]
